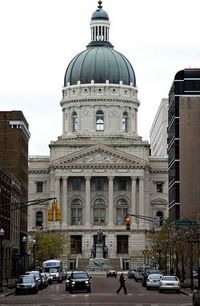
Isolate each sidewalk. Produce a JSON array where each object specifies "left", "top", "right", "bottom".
[{"left": 0, "top": 279, "right": 16, "bottom": 297}]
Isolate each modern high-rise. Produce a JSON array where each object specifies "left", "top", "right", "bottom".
[
  {"left": 168, "top": 69, "right": 200, "bottom": 221},
  {"left": 150, "top": 98, "right": 168, "bottom": 158},
  {"left": 28, "top": 1, "right": 168, "bottom": 270}
]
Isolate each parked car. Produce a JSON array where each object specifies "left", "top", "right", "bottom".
[
  {"left": 193, "top": 288, "right": 200, "bottom": 306},
  {"left": 127, "top": 270, "right": 136, "bottom": 279},
  {"left": 40, "top": 273, "right": 49, "bottom": 288},
  {"left": 142, "top": 269, "right": 164, "bottom": 287},
  {"left": 159, "top": 275, "right": 180, "bottom": 293},
  {"left": 146, "top": 273, "right": 162, "bottom": 290},
  {"left": 134, "top": 266, "right": 144, "bottom": 282},
  {"left": 43, "top": 272, "right": 53, "bottom": 284},
  {"left": 26, "top": 271, "right": 43, "bottom": 290},
  {"left": 15, "top": 274, "right": 38, "bottom": 295},
  {"left": 68, "top": 271, "right": 92, "bottom": 293},
  {"left": 106, "top": 270, "right": 117, "bottom": 278}
]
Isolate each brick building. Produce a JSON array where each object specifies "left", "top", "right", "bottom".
[{"left": 0, "top": 111, "right": 30, "bottom": 278}]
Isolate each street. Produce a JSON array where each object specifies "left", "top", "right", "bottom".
[{"left": 0, "top": 274, "right": 193, "bottom": 306}]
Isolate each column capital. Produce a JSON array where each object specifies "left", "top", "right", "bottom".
[
  {"left": 85, "top": 176, "right": 91, "bottom": 180},
  {"left": 108, "top": 176, "right": 114, "bottom": 180}
]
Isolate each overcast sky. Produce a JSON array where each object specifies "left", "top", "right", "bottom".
[{"left": 0, "top": 0, "right": 199, "bottom": 155}]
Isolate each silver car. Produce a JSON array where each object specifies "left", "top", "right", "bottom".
[
  {"left": 146, "top": 273, "right": 162, "bottom": 290},
  {"left": 159, "top": 275, "right": 180, "bottom": 293}
]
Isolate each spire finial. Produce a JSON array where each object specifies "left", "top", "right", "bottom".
[{"left": 98, "top": 0, "right": 103, "bottom": 9}]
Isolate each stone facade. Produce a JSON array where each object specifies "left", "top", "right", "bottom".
[{"left": 28, "top": 2, "right": 168, "bottom": 270}]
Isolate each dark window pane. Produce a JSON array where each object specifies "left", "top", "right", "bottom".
[{"left": 36, "top": 182, "right": 43, "bottom": 193}]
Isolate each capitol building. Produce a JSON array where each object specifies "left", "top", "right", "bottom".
[{"left": 28, "top": 1, "right": 168, "bottom": 270}]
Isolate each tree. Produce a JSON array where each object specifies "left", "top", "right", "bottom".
[{"left": 29, "top": 231, "right": 70, "bottom": 268}]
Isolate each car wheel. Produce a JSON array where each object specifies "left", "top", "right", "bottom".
[
  {"left": 87, "top": 288, "right": 91, "bottom": 293},
  {"left": 159, "top": 289, "right": 163, "bottom": 293},
  {"left": 69, "top": 289, "right": 73, "bottom": 293}
]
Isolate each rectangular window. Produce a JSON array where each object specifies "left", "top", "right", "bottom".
[
  {"left": 118, "top": 179, "right": 127, "bottom": 191},
  {"left": 71, "top": 235, "right": 82, "bottom": 254},
  {"left": 72, "top": 178, "right": 81, "bottom": 190},
  {"left": 95, "top": 178, "right": 104, "bottom": 190},
  {"left": 156, "top": 182, "right": 163, "bottom": 193},
  {"left": 117, "top": 235, "right": 128, "bottom": 254},
  {"left": 36, "top": 182, "right": 43, "bottom": 193}
]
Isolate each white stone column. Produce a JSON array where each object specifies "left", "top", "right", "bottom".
[
  {"left": 108, "top": 176, "right": 114, "bottom": 226},
  {"left": 85, "top": 176, "right": 91, "bottom": 226},
  {"left": 55, "top": 177, "right": 61, "bottom": 206},
  {"left": 131, "top": 176, "right": 136, "bottom": 215},
  {"left": 138, "top": 177, "right": 145, "bottom": 218},
  {"left": 62, "top": 177, "right": 68, "bottom": 225}
]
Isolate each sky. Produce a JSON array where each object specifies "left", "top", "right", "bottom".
[{"left": 0, "top": 0, "right": 199, "bottom": 155}]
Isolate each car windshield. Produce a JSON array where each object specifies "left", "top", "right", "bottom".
[
  {"left": 17, "top": 276, "right": 34, "bottom": 283},
  {"left": 149, "top": 274, "right": 161, "bottom": 279},
  {"left": 73, "top": 273, "right": 88, "bottom": 279},
  {"left": 162, "top": 276, "right": 178, "bottom": 281}
]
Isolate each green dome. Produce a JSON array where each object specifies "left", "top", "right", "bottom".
[
  {"left": 64, "top": 44, "right": 136, "bottom": 86},
  {"left": 91, "top": 8, "right": 109, "bottom": 20}
]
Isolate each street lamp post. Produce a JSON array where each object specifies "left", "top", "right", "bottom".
[
  {"left": 32, "top": 240, "right": 36, "bottom": 270},
  {"left": 0, "top": 228, "right": 5, "bottom": 293},
  {"left": 22, "top": 236, "right": 28, "bottom": 273}
]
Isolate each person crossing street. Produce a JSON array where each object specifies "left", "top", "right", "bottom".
[{"left": 116, "top": 272, "right": 127, "bottom": 295}]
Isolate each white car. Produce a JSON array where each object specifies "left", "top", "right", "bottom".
[
  {"left": 146, "top": 273, "right": 162, "bottom": 290},
  {"left": 159, "top": 275, "right": 180, "bottom": 293}
]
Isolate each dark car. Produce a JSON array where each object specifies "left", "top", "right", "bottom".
[
  {"left": 193, "top": 288, "right": 200, "bottom": 306},
  {"left": 106, "top": 269, "right": 117, "bottom": 278},
  {"left": 68, "top": 271, "right": 92, "bottom": 293},
  {"left": 26, "top": 271, "right": 43, "bottom": 290},
  {"left": 15, "top": 274, "right": 38, "bottom": 295}
]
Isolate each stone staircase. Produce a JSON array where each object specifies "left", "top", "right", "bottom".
[
  {"left": 109, "top": 258, "right": 122, "bottom": 271},
  {"left": 77, "top": 258, "right": 89, "bottom": 271},
  {"left": 77, "top": 257, "right": 122, "bottom": 272}
]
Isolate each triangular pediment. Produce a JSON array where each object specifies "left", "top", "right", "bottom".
[
  {"left": 151, "top": 198, "right": 168, "bottom": 206},
  {"left": 52, "top": 144, "right": 147, "bottom": 170}
]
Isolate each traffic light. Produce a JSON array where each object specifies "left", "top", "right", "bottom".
[
  {"left": 47, "top": 199, "right": 62, "bottom": 222},
  {"left": 125, "top": 215, "right": 131, "bottom": 230},
  {"left": 55, "top": 207, "right": 61, "bottom": 221},
  {"left": 48, "top": 207, "right": 54, "bottom": 221}
]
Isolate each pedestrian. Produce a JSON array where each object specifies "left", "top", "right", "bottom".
[{"left": 116, "top": 272, "right": 127, "bottom": 294}]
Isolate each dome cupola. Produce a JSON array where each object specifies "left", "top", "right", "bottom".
[{"left": 64, "top": 1, "right": 136, "bottom": 87}]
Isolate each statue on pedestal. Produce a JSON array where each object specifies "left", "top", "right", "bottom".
[{"left": 97, "top": 228, "right": 103, "bottom": 244}]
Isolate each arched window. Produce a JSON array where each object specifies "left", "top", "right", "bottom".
[
  {"left": 71, "top": 198, "right": 82, "bottom": 225},
  {"left": 122, "top": 112, "right": 128, "bottom": 132},
  {"left": 116, "top": 199, "right": 128, "bottom": 225},
  {"left": 36, "top": 211, "right": 43, "bottom": 227},
  {"left": 96, "top": 110, "right": 104, "bottom": 131},
  {"left": 93, "top": 198, "right": 106, "bottom": 225},
  {"left": 72, "top": 111, "right": 78, "bottom": 131},
  {"left": 156, "top": 211, "right": 164, "bottom": 226}
]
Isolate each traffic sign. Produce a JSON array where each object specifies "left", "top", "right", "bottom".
[{"left": 175, "top": 220, "right": 197, "bottom": 227}]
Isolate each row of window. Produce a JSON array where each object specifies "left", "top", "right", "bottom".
[
  {"left": 72, "top": 110, "right": 128, "bottom": 132},
  {"left": 71, "top": 235, "right": 132, "bottom": 255},
  {"left": 35, "top": 205, "right": 163, "bottom": 227},
  {"left": 36, "top": 179, "right": 164, "bottom": 193}
]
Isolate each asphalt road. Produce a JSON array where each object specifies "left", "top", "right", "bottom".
[{"left": 0, "top": 274, "right": 193, "bottom": 306}]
